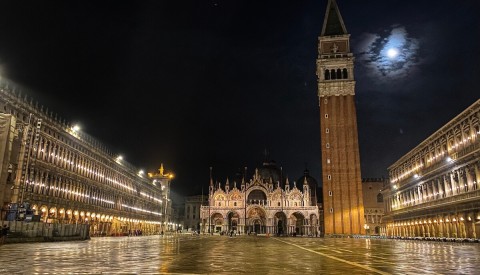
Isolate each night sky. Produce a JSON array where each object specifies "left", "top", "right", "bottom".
[{"left": 0, "top": 0, "right": 479, "bottom": 201}]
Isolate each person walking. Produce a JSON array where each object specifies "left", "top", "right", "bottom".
[{"left": 1, "top": 224, "right": 10, "bottom": 245}]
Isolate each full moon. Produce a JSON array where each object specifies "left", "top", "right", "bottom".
[{"left": 387, "top": 48, "right": 399, "bottom": 58}]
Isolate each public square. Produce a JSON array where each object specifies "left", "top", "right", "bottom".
[{"left": 1, "top": 235, "right": 479, "bottom": 274}]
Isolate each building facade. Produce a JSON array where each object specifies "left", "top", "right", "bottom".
[
  {"left": 317, "top": 0, "right": 365, "bottom": 235},
  {"left": 0, "top": 84, "right": 173, "bottom": 236},
  {"left": 362, "top": 178, "right": 386, "bottom": 235},
  {"left": 384, "top": 99, "right": 480, "bottom": 239},
  {"left": 200, "top": 161, "right": 320, "bottom": 236},
  {"left": 184, "top": 195, "right": 207, "bottom": 231}
]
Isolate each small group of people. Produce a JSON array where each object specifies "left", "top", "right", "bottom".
[
  {"left": 0, "top": 224, "right": 9, "bottom": 245},
  {"left": 128, "top": 229, "right": 143, "bottom": 237}
]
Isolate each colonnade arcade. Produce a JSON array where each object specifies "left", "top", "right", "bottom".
[
  {"left": 385, "top": 101, "right": 480, "bottom": 238},
  {"left": 386, "top": 211, "right": 480, "bottom": 239},
  {"left": 30, "top": 204, "right": 163, "bottom": 236},
  {"left": 202, "top": 207, "right": 319, "bottom": 236},
  {"left": 387, "top": 161, "right": 480, "bottom": 212}
]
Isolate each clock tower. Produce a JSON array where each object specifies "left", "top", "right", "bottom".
[{"left": 317, "top": 0, "right": 365, "bottom": 235}]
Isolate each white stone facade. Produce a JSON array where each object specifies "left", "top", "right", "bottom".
[{"left": 200, "top": 168, "right": 320, "bottom": 236}]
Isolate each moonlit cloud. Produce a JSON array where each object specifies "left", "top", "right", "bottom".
[{"left": 356, "top": 26, "right": 420, "bottom": 81}]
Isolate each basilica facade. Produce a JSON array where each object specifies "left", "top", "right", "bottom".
[{"left": 200, "top": 161, "right": 320, "bottom": 236}]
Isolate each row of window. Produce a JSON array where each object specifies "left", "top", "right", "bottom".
[
  {"left": 389, "top": 118, "right": 480, "bottom": 183},
  {"left": 1, "top": 97, "right": 158, "bottom": 199},
  {"left": 32, "top": 135, "right": 159, "bottom": 202},
  {"left": 185, "top": 205, "right": 198, "bottom": 220},
  {"left": 325, "top": 109, "right": 332, "bottom": 196},
  {"left": 1, "top": 100, "right": 111, "bottom": 162},
  {"left": 26, "top": 167, "right": 159, "bottom": 212},
  {"left": 324, "top": 68, "right": 348, "bottom": 80},
  {"left": 388, "top": 167, "right": 478, "bottom": 211},
  {"left": 29, "top": 176, "right": 115, "bottom": 209}
]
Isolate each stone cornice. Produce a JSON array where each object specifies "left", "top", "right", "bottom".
[{"left": 318, "top": 81, "right": 355, "bottom": 97}]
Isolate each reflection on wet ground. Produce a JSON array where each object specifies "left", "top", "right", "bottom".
[{"left": 0, "top": 235, "right": 479, "bottom": 274}]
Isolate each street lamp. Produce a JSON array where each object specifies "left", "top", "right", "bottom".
[{"left": 364, "top": 224, "right": 370, "bottom": 235}]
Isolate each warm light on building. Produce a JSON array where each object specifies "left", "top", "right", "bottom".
[{"left": 384, "top": 99, "right": 480, "bottom": 239}]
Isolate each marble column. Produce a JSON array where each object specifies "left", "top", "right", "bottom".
[
  {"left": 451, "top": 220, "right": 458, "bottom": 238},
  {"left": 445, "top": 217, "right": 451, "bottom": 238},
  {"left": 471, "top": 212, "right": 477, "bottom": 238}
]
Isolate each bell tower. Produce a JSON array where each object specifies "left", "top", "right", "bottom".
[{"left": 317, "top": 0, "right": 364, "bottom": 235}]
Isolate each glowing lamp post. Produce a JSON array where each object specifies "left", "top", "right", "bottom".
[{"left": 148, "top": 164, "right": 174, "bottom": 234}]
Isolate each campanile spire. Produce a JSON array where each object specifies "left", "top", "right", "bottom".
[
  {"left": 317, "top": 0, "right": 365, "bottom": 236},
  {"left": 321, "top": 0, "right": 347, "bottom": 36}
]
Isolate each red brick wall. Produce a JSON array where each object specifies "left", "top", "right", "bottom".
[{"left": 320, "top": 95, "right": 365, "bottom": 235}]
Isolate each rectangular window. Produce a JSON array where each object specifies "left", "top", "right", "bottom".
[
  {"left": 327, "top": 175, "right": 331, "bottom": 180},
  {"left": 326, "top": 128, "right": 329, "bottom": 133},
  {"left": 327, "top": 158, "right": 331, "bottom": 164},
  {"left": 330, "top": 208, "right": 333, "bottom": 213},
  {"left": 193, "top": 215, "right": 196, "bottom": 219},
  {"left": 328, "top": 191, "right": 332, "bottom": 196},
  {"left": 325, "top": 114, "right": 329, "bottom": 118},
  {"left": 326, "top": 143, "right": 330, "bottom": 149}
]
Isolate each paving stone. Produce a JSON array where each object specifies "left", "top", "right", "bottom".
[{"left": 0, "top": 235, "right": 478, "bottom": 274}]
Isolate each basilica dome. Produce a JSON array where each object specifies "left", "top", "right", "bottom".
[{"left": 257, "top": 160, "right": 282, "bottom": 183}]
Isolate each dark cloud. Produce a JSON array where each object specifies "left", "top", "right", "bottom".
[{"left": 357, "top": 26, "right": 420, "bottom": 80}]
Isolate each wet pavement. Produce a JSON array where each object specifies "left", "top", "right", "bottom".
[{"left": 0, "top": 235, "right": 479, "bottom": 274}]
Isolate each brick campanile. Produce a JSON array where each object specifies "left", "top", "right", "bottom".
[{"left": 317, "top": 0, "right": 365, "bottom": 235}]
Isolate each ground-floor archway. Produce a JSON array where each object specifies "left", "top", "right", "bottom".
[
  {"left": 290, "top": 212, "right": 305, "bottom": 236},
  {"left": 227, "top": 211, "right": 240, "bottom": 232},
  {"left": 275, "top": 212, "right": 287, "bottom": 236},
  {"left": 246, "top": 207, "right": 266, "bottom": 234}
]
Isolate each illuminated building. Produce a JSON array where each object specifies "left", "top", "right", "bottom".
[
  {"left": 384, "top": 99, "right": 480, "bottom": 238},
  {"left": 362, "top": 178, "right": 386, "bottom": 235},
  {"left": 0, "top": 85, "right": 172, "bottom": 236},
  {"left": 200, "top": 161, "right": 320, "bottom": 235},
  {"left": 184, "top": 195, "right": 207, "bottom": 231},
  {"left": 317, "top": 0, "right": 365, "bottom": 235}
]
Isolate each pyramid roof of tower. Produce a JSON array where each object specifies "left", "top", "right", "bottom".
[{"left": 321, "top": 0, "right": 348, "bottom": 36}]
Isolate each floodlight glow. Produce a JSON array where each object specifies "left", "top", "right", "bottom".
[{"left": 72, "top": 125, "right": 80, "bottom": 131}]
